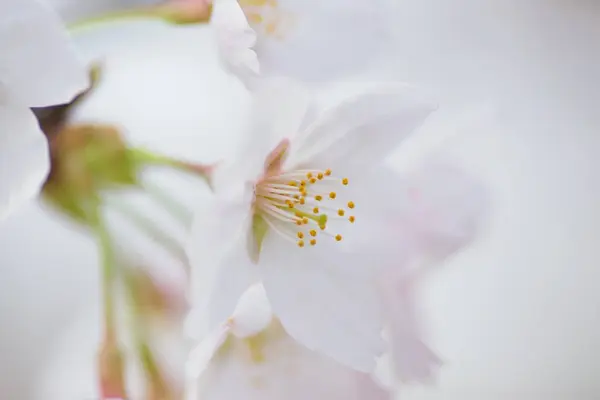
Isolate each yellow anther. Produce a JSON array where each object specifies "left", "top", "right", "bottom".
[
  {"left": 288, "top": 181, "right": 297, "bottom": 187},
  {"left": 313, "top": 207, "right": 319, "bottom": 214},
  {"left": 317, "top": 172, "right": 324, "bottom": 180},
  {"left": 347, "top": 201, "right": 355, "bottom": 209},
  {"left": 302, "top": 217, "right": 309, "bottom": 224},
  {"left": 306, "top": 172, "right": 313, "bottom": 179},
  {"left": 315, "top": 195, "right": 323, "bottom": 201},
  {"left": 325, "top": 169, "right": 332, "bottom": 176},
  {"left": 295, "top": 212, "right": 302, "bottom": 218},
  {"left": 329, "top": 192, "right": 337, "bottom": 199},
  {"left": 298, "top": 240, "right": 305, "bottom": 247},
  {"left": 309, "top": 230, "right": 317, "bottom": 237},
  {"left": 300, "top": 180, "right": 306, "bottom": 187},
  {"left": 288, "top": 202, "right": 295, "bottom": 209},
  {"left": 296, "top": 220, "right": 303, "bottom": 226},
  {"left": 338, "top": 209, "right": 345, "bottom": 216},
  {"left": 349, "top": 216, "right": 355, "bottom": 223},
  {"left": 319, "top": 224, "right": 326, "bottom": 230},
  {"left": 297, "top": 232, "right": 304, "bottom": 239},
  {"left": 342, "top": 178, "right": 349, "bottom": 185},
  {"left": 293, "top": 195, "right": 299, "bottom": 200},
  {"left": 335, "top": 234, "right": 343, "bottom": 242},
  {"left": 310, "top": 178, "right": 317, "bottom": 184},
  {"left": 299, "top": 198, "right": 306, "bottom": 205},
  {"left": 310, "top": 239, "right": 317, "bottom": 246}
]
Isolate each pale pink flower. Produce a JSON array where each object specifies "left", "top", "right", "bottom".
[{"left": 187, "top": 77, "right": 436, "bottom": 372}]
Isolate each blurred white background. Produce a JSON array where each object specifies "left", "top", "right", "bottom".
[{"left": 0, "top": 0, "right": 599, "bottom": 399}]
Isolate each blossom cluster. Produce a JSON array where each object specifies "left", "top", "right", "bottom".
[{"left": 1, "top": 1, "right": 488, "bottom": 399}]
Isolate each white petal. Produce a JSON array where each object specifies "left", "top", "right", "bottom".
[
  {"left": 212, "top": 0, "right": 260, "bottom": 85},
  {"left": 287, "top": 83, "right": 436, "bottom": 173},
  {"left": 252, "top": 0, "right": 396, "bottom": 82},
  {"left": 195, "top": 318, "right": 390, "bottom": 400},
  {"left": 400, "top": 159, "right": 489, "bottom": 259},
  {"left": 186, "top": 188, "right": 257, "bottom": 338},
  {"left": 185, "top": 324, "right": 231, "bottom": 400},
  {"left": 222, "top": 77, "right": 310, "bottom": 184},
  {"left": 230, "top": 283, "right": 273, "bottom": 338},
  {"left": 380, "top": 269, "right": 441, "bottom": 383},
  {"left": 0, "top": 0, "right": 88, "bottom": 106},
  {"left": 0, "top": 103, "right": 49, "bottom": 221},
  {"left": 259, "top": 233, "right": 385, "bottom": 372}
]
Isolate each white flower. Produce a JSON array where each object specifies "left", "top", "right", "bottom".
[
  {"left": 185, "top": 284, "right": 391, "bottom": 400},
  {"left": 187, "top": 77, "right": 436, "bottom": 372},
  {"left": 0, "top": 0, "right": 88, "bottom": 221},
  {"left": 211, "top": 0, "right": 396, "bottom": 85}
]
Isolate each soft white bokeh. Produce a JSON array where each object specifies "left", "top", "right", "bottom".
[{"left": 0, "top": 1, "right": 598, "bottom": 399}]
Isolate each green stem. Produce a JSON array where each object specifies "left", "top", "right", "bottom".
[
  {"left": 107, "top": 199, "right": 189, "bottom": 270},
  {"left": 68, "top": 8, "right": 160, "bottom": 32},
  {"left": 131, "top": 148, "right": 213, "bottom": 182},
  {"left": 92, "top": 205, "right": 117, "bottom": 339},
  {"left": 143, "top": 182, "right": 193, "bottom": 230}
]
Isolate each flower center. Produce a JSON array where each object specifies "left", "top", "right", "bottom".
[{"left": 254, "top": 168, "right": 356, "bottom": 248}]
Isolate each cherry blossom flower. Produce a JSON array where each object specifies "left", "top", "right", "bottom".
[
  {"left": 185, "top": 284, "right": 391, "bottom": 400},
  {"left": 210, "top": 0, "right": 396, "bottom": 85},
  {"left": 187, "top": 77, "right": 436, "bottom": 372},
  {"left": 0, "top": 0, "right": 88, "bottom": 220}
]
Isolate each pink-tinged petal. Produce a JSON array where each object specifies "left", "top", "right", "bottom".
[
  {"left": 212, "top": 0, "right": 260, "bottom": 85},
  {"left": 195, "top": 318, "right": 391, "bottom": 400},
  {"left": 219, "top": 77, "right": 310, "bottom": 185},
  {"left": 403, "top": 160, "right": 489, "bottom": 259},
  {"left": 380, "top": 269, "right": 442, "bottom": 383},
  {"left": 185, "top": 323, "right": 231, "bottom": 400},
  {"left": 186, "top": 188, "right": 257, "bottom": 338},
  {"left": 259, "top": 233, "right": 385, "bottom": 373},
  {"left": 0, "top": 0, "right": 88, "bottom": 107},
  {"left": 0, "top": 104, "right": 49, "bottom": 221},
  {"left": 287, "top": 83, "right": 436, "bottom": 173}
]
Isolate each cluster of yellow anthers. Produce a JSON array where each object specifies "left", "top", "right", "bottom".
[
  {"left": 239, "top": 0, "right": 287, "bottom": 38},
  {"left": 255, "top": 169, "right": 356, "bottom": 248}
]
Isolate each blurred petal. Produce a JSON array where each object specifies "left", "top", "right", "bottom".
[
  {"left": 381, "top": 269, "right": 442, "bottom": 383},
  {"left": 287, "top": 83, "right": 436, "bottom": 173},
  {"left": 195, "top": 319, "right": 390, "bottom": 399},
  {"left": 186, "top": 324, "right": 231, "bottom": 400},
  {"left": 404, "top": 160, "right": 489, "bottom": 258},
  {"left": 260, "top": 233, "right": 385, "bottom": 372},
  {"left": 0, "top": 0, "right": 88, "bottom": 106},
  {"left": 0, "top": 103, "right": 49, "bottom": 221},
  {"left": 212, "top": 0, "right": 260, "bottom": 85}
]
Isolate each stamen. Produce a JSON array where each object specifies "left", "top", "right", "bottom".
[
  {"left": 297, "top": 232, "right": 304, "bottom": 239},
  {"left": 325, "top": 169, "right": 332, "bottom": 176},
  {"left": 313, "top": 207, "right": 319, "bottom": 214},
  {"left": 315, "top": 195, "right": 323, "bottom": 201},
  {"left": 342, "top": 178, "right": 349, "bottom": 185},
  {"left": 329, "top": 192, "right": 337, "bottom": 199},
  {"left": 298, "top": 240, "right": 305, "bottom": 247},
  {"left": 337, "top": 209, "right": 345, "bottom": 216},
  {"left": 335, "top": 234, "right": 342, "bottom": 241},
  {"left": 309, "top": 230, "right": 317, "bottom": 237},
  {"left": 310, "top": 239, "right": 317, "bottom": 246},
  {"left": 349, "top": 216, "right": 355, "bottom": 223},
  {"left": 347, "top": 201, "right": 355, "bottom": 209}
]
